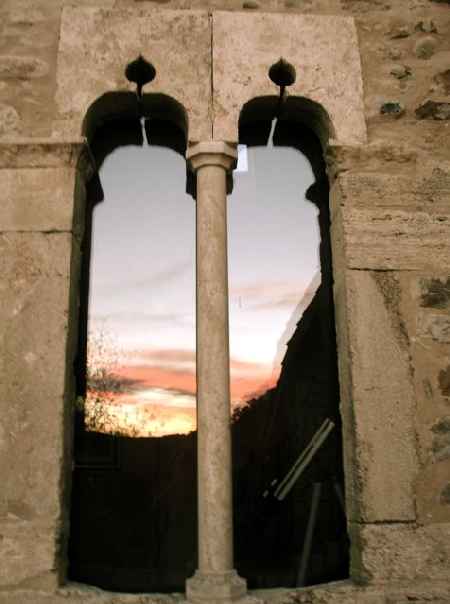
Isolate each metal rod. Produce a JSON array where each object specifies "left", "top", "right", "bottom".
[
  {"left": 297, "top": 482, "right": 322, "bottom": 587},
  {"left": 275, "top": 419, "right": 334, "bottom": 501}
]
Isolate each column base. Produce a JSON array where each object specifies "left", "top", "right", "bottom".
[{"left": 186, "top": 569, "right": 249, "bottom": 604}]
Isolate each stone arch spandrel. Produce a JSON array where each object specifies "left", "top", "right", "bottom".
[
  {"left": 212, "top": 11, "right": 367, "bottom": 146},
  {"left": 54, "top": 7, "right": 212, "bottom": 143}
]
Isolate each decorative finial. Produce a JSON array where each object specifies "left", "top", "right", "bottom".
[
  {"left": 268, "top": 58, "right": 296, "bottom": 118},
  {"left": 125, "top": 55, "right": 156, "bottom": 99},
  {"left": 268, "top": 58, "right": 296, "bottom": 88}
]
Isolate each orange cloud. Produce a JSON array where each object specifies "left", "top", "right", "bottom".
[
  {"left": 115, "top": 364, "right": 196, "bottom": 395},
  {"left": 230, "top": 371, "right": 279, "bottom": 403},
  {"left": 115, "top": 349, "right": 279, "bottom": 407}
]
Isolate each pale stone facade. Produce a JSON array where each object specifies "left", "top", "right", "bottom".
[{"left": 1, "top": 0, "right": 450, "bottom": 603}]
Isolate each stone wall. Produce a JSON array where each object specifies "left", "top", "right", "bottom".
[{"left": 0, "top": 0, "right": 450, "bottom": 602}]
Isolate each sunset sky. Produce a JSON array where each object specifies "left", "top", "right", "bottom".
[{"left": 87, "top": 128, "right": 320, "bottom": 436}]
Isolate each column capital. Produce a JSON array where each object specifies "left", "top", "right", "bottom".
[{"left": 187, "top": 141, "right": 237, "bottom": 173}]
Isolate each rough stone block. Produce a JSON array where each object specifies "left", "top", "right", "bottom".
[
  {"left": 55, "top": 8, "right": 212, "bottom": 142},
  {"left": 212, "top": 12, "right": 367, "bottom": 144},
  {"left": 0, "top": 142, "right": 84, "bottom": 171},
  {"left": 335, "top": 164, "right": 450, "bottom": 209},
  {"left": 336, "top": 205, "right": 450, "bottom": 271},
  {"left": 408, "top": 339, "right": 450, "bottom": 431},
  {"left": 0, "top": 518, "right": 58, "bottom": 588},
  {"left": 0, "top": 168, "right": 77, "bottom": 232},
  {"left": 403, "top": 276, "right": 450, "bottom": 411},
  {"left": 419, "top": 314, "right": 450, "bottom": 343},
  {"left": 336, "top": 270, "right": 417, "bottom": 523},
  {"left": 0, "top": 232, "right": 76, "bottom": 587},
  {"left": 330, "top": 163, "right": 450, "bottom": 271},
  {"left": 349, "top": 523, "right": 450, "bottom": 584},
  {"left": 416, "top": 458, "right": 450, "bottom": 525},
  {"left": 0, "top": 55, "right": 49, "bottom": 79},
  {"left": 0, "top": 103, "right": 20, "bottom": 137},
  {"left": 420, "top": 276, "right": 450, "bottom": 310},
  {"left": 0, "top": 5, "right": 60, "bottom": 140}
]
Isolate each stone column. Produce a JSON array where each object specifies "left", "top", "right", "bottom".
[{"left": 185, "top": 141, "right": 246, "bottom": 603}]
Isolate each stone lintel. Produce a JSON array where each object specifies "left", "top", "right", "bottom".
[
  {"left": 212, "top": 12, "right": 367, "bottom": 146},
  {"left": 55, "top": 8, "right": 212, "bottom": 143}
]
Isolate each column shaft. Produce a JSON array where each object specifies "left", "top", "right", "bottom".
[
  {"left": 186, "top": 142, "right": 247, "bottom": 604},
  {"left": 196, "top": 162, "right": 233, "bottom": 573}
]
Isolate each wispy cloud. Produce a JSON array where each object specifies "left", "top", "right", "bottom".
[
  {"left": 246, "top": 293, "right": 307, "bottom": 311},
  {"left": 230, "top": 280, "right": 312, "bottom": 312},
  {"left": 94, "top": 261, "right": 192, "bottom": 294},
  {"left": 92, "top": 311, "right": 193, "bottom": 327}
]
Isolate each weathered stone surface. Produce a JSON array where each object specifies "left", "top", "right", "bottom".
[
  {"left": 414, "top": 37, "right": 437, "bottom": 59},
  {"left": 441, "top": 484, "right": 450, "bottom": 504},
  {"left": 432, "top": 418, "right": 450, "bottom": 434},
  {"left": 0, "top": 168, "right": 77, "bottom": 232},
  {"left": 416, "top": 457, "right": 450, "bottom": 524},
  {"left": 0, "top": 103, "right": 20, "bottom": 136},
  {"left": 389, "top": 64, "right": 411, "bottom": 79},
  {"left": 431, "top": 419, "right": 450, "bottom": 461},
  {"left": 416, "top": 101, "right": 450, "bottom": 120},
  {"left": 332, "top": 202, "right": 450, "bottom": 271},
  {"left": 0, "top": 518, "right": 59, "bottom": 588},
  {"left": 434, "top": 69, "right": 450, "bottom": 95},
  {"left": 1, "top": 581, "right": 450, "bottom": 604},
  {"left": 350, "top": 523, "right": 450, "bottom": 583},
  {"left": 333, "top": 168, "right": 450, "bottom": 209},
  {"left": 0, "top": 232, "right": 77, "bottom": 588},
  {"left": 420, "top": 277, "right": 450, "bottom": 309},
  {"left": 386, "top": 21, "right": 411, "bottom": 39},
  {"left": 332, "top": 270, "right": 417, "bottom": 523},
  {"left": 326, "top": 144, "right": 419, "bottom": 178},
  {"left": 55, "top": 8, "right": 212, "bottom": 142},
  {"left": 0, "top": 55, "right": 49, "bottom": 79},
  {"left": 212, "top": 12, "right": 367, "bottom": 144},
  {"left": 439, "top": 366, "right": 450, "bottom": 398},
  {"left": 0, "top": 141, "right": 85, "bottom": 170},
  {"left": 415, "top": 19, "right": 438, "bottom": 34},
  {"left": 420, "top": 314, "right": 450, "bottom": 343},
  {"left": 0, "top": 586, "right": 184, "bottom": 604}
]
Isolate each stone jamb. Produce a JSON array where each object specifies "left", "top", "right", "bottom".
[
  {"left": 0, "top": 138, "right": 94, "bottom": 591},
  {"left": 326, "top": 141, "right": 450, "bottom": 586}
]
